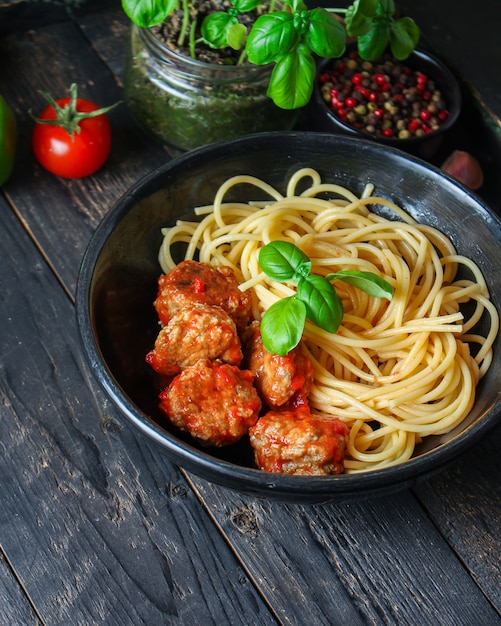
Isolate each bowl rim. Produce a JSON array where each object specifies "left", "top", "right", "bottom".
[{"left": 76, "top": 130, "right": 501, "bottom": 499}]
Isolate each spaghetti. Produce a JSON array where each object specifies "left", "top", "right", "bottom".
[{"left": 158, "top": 168, "right": 499, "bottom": 473}]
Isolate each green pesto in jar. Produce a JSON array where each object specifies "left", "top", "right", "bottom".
[{"left": 124, "top": 25, "right": 298, "bottom": 151}]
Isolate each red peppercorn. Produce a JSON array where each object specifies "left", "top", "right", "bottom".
[
  {"left": 373, "top": 73, "right": 386, "bottom": 85},
  {"left": 416, "top": 73, "right": 428, "bottom": 85},
  {"left": 355, "top": 86, "right": 370, "bottom": 100},
  {"left": 345, "top": 96, "right": 357, "bottom": 108},
  {"left": 352, "top": 73, "right": 364, "bottom": 85},
  {"left": 382, "top": 128, "right": 394, "bottom": 137},
  {"left": 420, "top": 109, "right": 431, "bottom": 121}
]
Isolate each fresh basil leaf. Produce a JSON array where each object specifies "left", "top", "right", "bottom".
[
  {"left": 326, "top": 270, "right": 394, "bottom": 299},
  {"left": 357, "top": 19, "right": 391, "bottom": 60},
  {"left": 377, "top": 0, "right": 395, "bottom": 16},
  {"left": 246, "top": 13, "right": 299, "bottom": 65},
  {"left": 297, "top": 274, "right": 343, "bottom": 334},
  {"left": 389, "top": 17, "right": 420, "bottom": 59},
  {"left": 260, "top": 297, "right": 307, "bottom": 355},
  {"left": 267, "top": 45, "right": 316, "bottom": 109},
  {"left": 345, "top": 0, "right": 379, "bottom": 37},
  {"left": 288, "top": 0, "right": 307, "bottom": 11},
  {"left": 227, "top": 22, "right": 247, "bottom": 50},
  {"left": 345, "top": 9, "right": 373, "bottom": 38},
  {"left": 357, "top": 0, "right": 380, "bottom": 14},
  {"left": 259, "top": 241, "right": 311, "bottom": 282},
  {"left": 233, "top": 0, "right": 263, "bottom": 12},
  {"left": 306, "top": 8, "right": 346, "bottom": 58},
  {"left": 122, "top": 0, "right": 177, "bottom": 28},
  {"left": 202, "top": 13, "right": 238, "bottom": 49}
]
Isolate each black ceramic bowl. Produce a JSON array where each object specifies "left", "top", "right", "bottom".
[
  {"left": 76, "top": 132, "right": 501, "bottom": 504},
  {"left": 312, "top": 47, "right": 461, "bottom": 160}
]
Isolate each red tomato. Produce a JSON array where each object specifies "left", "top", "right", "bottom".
[{"left": 32, "top": 88, "right": 114, "bottom": 178}]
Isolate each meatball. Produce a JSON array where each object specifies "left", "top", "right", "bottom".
[
  {"left": 159, "top": 359, "right": 261, "bottom": 447},
  {"left": 249, "top": 409, "right": 347, "bottom": 475},
  {"left": 242, "top": 321, "right": 314, "bottom": 409},
  {"left": 146, "top": 303, "right": 242, "bottom": 377},
  {"left": 154, "top": 260, "right": 252, "bottom": 329}
]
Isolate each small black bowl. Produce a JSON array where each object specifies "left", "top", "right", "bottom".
[
  {"left": 76, "top": 131, "right": 501, "bottom": 504},
  {"left": 311, "top": 47, "right": 461, "bottom": 160}
]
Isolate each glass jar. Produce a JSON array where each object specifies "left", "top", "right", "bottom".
[{"left": 124, "top": 25, "right": 298, "bottom": 151}]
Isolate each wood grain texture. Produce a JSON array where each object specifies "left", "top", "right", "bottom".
[
  {"left": 414, "top": 427, "right": 501, "bottom": 613},
  {"left": 0, "top": 550, "right": 42, "bottom": 626},
  {"left": 189, "top": 476, "right": 501, "bottom": 625}
]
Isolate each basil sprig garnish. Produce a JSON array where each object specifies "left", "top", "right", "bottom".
[{"left": 258, "top": 240, "right": 394, "bottom": 355}]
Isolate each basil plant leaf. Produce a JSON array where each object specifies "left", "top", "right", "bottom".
[
  {"left": 377, "top": 0, "right": 395, "bottom": 15},
  {"left": 287, "top": 0, "right": 306, "bottom": 11},
  {"left": 246, "top": 13, "right": 299, "bottom": 65},
  {"left": 122, "top": 0, "right": 177, "bottom": 28},
  {"left": 297, "top": 274, "right": 343, "bottom": 334},
  {"left": 233, "top": 0, "right": 263, "bottom": 12},
  {"left": 259, "top": 241, "right": 311, "bottom": 282},
  {"left": 357, "top": 19, "right": 391, "bottom": 60},
  {"left": 352, "top": 0, "right": 379, "bottom": 16},
  {"left": 227, "top": 22, "right": 247, "bottom": 50},
  {"left": 356, "top": 0, "right": 395, "bottom": 60},
  {"left": 345, "top": 0, "right": 379, "bottom": 37},
  {"left": 260, "top": 297, "right": 307, "bottom": 356},
  {"left": 326, "top": 270, "right": 394, "bottom": 300},
  {"left": 389, "top": 17, "right": 420, "bottom": 60},
  {"left": 202, "top": 13, "right": 238, "bottom": 49},
  {"left": 345, "top": 10, "right": 373, "bottom": 38},
  {"left": 306, "top": 8, "right": 346, "bottom": 58},
  {"left": 267, "top": 45, "right": 316, "bottom": 109}
]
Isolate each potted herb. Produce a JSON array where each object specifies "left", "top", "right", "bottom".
[{"left": 122, "top": 0, "right": 420, "bottom": 150}]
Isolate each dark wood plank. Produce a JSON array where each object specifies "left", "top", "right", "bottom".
[
  {"left": 0, "top": 550, "right": 42, "bottom": 625},
  {"left": 78, "top": 2, "right": 131, "bottom": 81},
  {"left": 414, "top": 426, "right": 501, "bottom": 612},
  {"left": 187, "top": 475, "right": 501, "bottom": 625},
  {"left": 0, "top": 196, "right": 277, "bottom": 625}
]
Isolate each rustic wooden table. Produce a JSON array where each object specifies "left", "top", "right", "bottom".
[{"left": 1, "top": 2, "right": 500, "bottom": 624}]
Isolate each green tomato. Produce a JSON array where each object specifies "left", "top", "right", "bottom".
[{"left": 0, "top": 94, "right": 17, "bottom": 186}]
